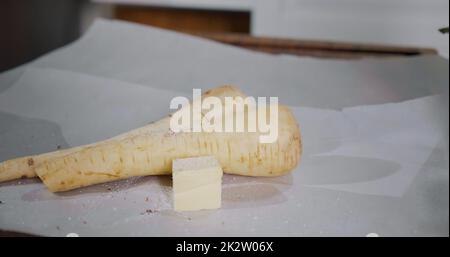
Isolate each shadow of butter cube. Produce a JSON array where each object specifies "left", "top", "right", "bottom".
[{"left": 172, "top": 156, "right": 223, "bottom": 211}]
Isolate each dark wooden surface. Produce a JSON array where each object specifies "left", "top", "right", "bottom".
[
  {"left": 113, "top": 5, "right": 436, "bottom": 59},
  {"left": 115, "top": 5, "right": 250, "bottom": 34},
  {"left": 197, "top": 33, "right": 437, "bottom": 59}
]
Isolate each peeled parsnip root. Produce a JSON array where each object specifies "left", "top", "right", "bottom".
[
  {"left": 5, "top": 86, "right": 302, "bottom": 192},
  {"left": 0, "top": 85, "right": 245, "bottom": 182},
  {"left": 0, "top": 120, "right": 166, "bottom": 182}
]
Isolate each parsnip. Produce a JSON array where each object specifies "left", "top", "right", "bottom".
[
  {"left": 0, "top": 86, "right": 245, "bottom": 182},
  {"left": 3, "top": 86, "right": 302, "bottom": 192},
  {"left": 0, "top": 119, "right": 167, "bottom": 182}
]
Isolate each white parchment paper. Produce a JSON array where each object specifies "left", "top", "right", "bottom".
[{"left": 0, "top": 19, "right": 448, "bottom": 236}]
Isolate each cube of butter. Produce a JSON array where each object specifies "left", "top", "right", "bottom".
[{"left": 172, "top": 156, "right": 223, "bottom": 211}]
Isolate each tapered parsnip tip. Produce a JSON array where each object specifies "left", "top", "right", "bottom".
[{"left": 0, "top": 156, "right": 37, "bottom": 182}]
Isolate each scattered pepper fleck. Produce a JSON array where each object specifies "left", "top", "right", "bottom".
[
  {"left": 27, "top": 158, "right": 34, "bottom": 166},
  {"left": 140, "top": 209, "right": 154, "bottom": 215}
]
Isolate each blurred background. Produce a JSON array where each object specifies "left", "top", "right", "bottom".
[{"left": 0, "top": 0, "right": 448, "bottom": 72}]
